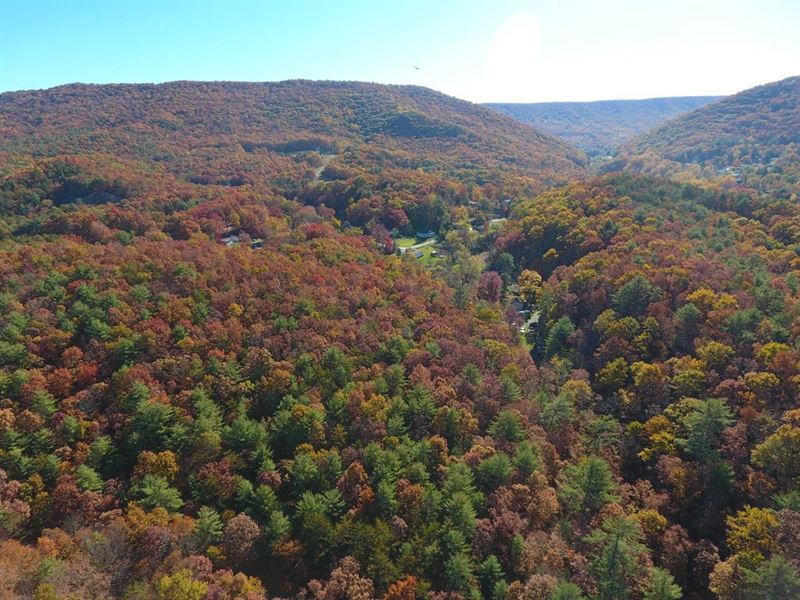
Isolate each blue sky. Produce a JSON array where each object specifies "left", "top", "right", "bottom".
[{"left": 1, "top": 0, "right": 798, "bottom": 102}]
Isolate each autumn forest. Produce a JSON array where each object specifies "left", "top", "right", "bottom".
[{"left": 0, "top": 74, "right": 799, "bottom": 600}]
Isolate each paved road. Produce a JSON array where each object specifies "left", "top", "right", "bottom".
[{"left": 399, "top": 238, "right": 437, "bottom": 253}]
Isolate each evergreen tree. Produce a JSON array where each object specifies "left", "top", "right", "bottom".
[
  {"left": 682, "top": 398, "right": 734, "bottom": 461},
  {"left": 443, "top": 462, "right": 482, "bottom": 508},
  {"left": 488, "top": 410, "right": 525, "bottom": 443},
  {"left": 75, "top": 464, "right": 104, "bottom": 492},
  {"left": 444, "top": 490, "right": 477, "bottom": 537},
  {"left": 30, "top": 390, "right": 57, "bottom": 418},
  {"left": 194, "top": 506, "right": 223, "bottom": 549},
  {"left": 444, "top": 551, "right": 477, "bottom": 598},
  {"left": 584, "top": 516, "right": 648, "bottom": 600},
  {"left": 499, "top": 375, "right": 522, "bottom": 403},
  {"left": 612, "top": 275, "right": 659, "bottom": 317},
  {"left": 551, "top": 581, "right": 586, "bottom": 600},
  {"left": 743, "top": 555, "right": 800, "bottom": 600},
  {"left": 513, "top": 441, "right": 540, "bottom": 477},
  {"left": 560, "top": 456, "right": 618, "bottom": 516},
  {"left": 132, "top": 474, "right": 184, "bottom": 512},
  {"left": 478, "top": 555, "right": 505, "bottom": 600},
  {"left": 475, "top": 453, "right": 512, "bottom": 493},
  {"left": 644, "top": 568, "right": 682, "bottom": 600},
  {"left": 545, "top": 316, "right": 576, "bottom": 358}
]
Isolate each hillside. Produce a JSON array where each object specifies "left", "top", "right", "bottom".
[
  {"left": 613, "top": 75, "right": 800, "bottom": 196},
  {"left": 0, "top": 81, "right": 586, "bottom": 230},
  {"left": 491, "top": 172, "right": 800, "bottom": 598},
  {"left": 0, "top": 81, "right": 586, "bottom": 174},
  {"left": 485, "top": 96, "right": 721, "bottom": 155}
]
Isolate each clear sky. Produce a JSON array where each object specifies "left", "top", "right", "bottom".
[{"left": 1, "top": 0, "right": 798, "bottom": 102}]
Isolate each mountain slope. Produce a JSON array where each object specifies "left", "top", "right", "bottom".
[
  {"left": 491, "top": 172, "right": 800, "bottom": 597},
  {"left": 485, "top": 96, "right": 721, "bottom": 155},
  {"left": 0, "top": 80, "right": 586, "bottom": 183},
  {"left": 613, "top": 75, "right": 800, "bottom": 195},
  {"left": 0, "top": 81, "right": 588, "bottom": 233}
]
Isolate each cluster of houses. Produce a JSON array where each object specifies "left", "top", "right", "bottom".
[{"left": 396, "top": 230, "right": 438, "bottom": 260}]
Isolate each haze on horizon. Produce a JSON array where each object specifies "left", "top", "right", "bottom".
[{"left": 1, "top": 0, "right": 798, "bottom": 103}]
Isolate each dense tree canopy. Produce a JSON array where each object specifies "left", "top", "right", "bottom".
[{"left": 1, "top": 78, "right": 799, "bottom": 599}]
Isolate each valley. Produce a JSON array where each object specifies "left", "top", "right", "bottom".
[{"left": 485, "top": 96, "right": 722, "bottom": 156}]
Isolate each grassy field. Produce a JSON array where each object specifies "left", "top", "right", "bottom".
[
  {"left": 417, "top": 243, "right": 440, "bottom": 266},
  {"left": 394, "top": 236, "right": 442, "bottom": 266},
  {"left": 520, "top": 335, "right": 534, "bottom": 353},
  {"left": 395, "top": 237, "right": 418, "bottom": 248},
  {"left": 488, "top": 218, "right": 507, "bottom": 231}
]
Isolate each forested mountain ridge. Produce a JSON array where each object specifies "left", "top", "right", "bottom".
[
  {"left": 611, "top": 75, "right": 800, "bottom": 196},
  {"left": 1, "top": 81, "right": 586, "bottom": 171},
  {"left": 0, "top": 81, "right": 590, "bottom": 244},
  {"left": 0, "top": 81, "right": 586, "bottom": 218},
  {"left": 485, "top": 96, "right": 721, "bottom": 156}
]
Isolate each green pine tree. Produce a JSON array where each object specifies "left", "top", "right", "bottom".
[{"left": 644, "top": 568, "right": 682, "bottom": 600}]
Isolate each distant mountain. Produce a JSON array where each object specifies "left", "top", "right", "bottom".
[
  {"left": 0, "top": 81, "right": 589, "bottom": 233},
  {"left": 613, "top": 75, "right": 800, "bottom": 196},
  {"left": 484, "top": 96, "right": 721, "bottom": 155},
  {"left": 0, "top": 80, "right": 586, "bottom": 185}
]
